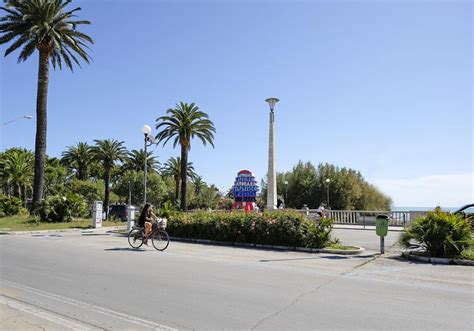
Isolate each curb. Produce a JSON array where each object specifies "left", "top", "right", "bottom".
[
  {"left": 0, "top": 226, "right": 127, "bottom": 235},
  {"left": 401, "top": 252, "right": 474, "bottom": 266},
  {"left": 169, "top": 236, "right": 365, "bottom": 255}
]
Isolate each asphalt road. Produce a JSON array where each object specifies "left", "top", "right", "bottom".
[{"left": 0, "top": 229, "right": 472, "bottom": 330}]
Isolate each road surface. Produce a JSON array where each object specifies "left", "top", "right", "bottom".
[{"left": 0, "top": 228, "right": 472, "bottom": 330}]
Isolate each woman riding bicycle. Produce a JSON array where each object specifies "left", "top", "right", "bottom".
[{"left": 138, "top": 203, "right": 157, "bottom": 245}]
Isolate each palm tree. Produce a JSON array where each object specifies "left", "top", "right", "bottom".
[
  {"left": 155, "top": 102, "right": 215, "bottom": 211},
  {"left": 161, "top": 156, "right": 196, "bottom": 205},
  {"left": 91, "top": 139, "right": 127, "bottom": 218},
  {"left": 0, "top": 148, "right": 34, "bottom": 204},
  {"left": 192, "top": 175, "right": 206, "bottom": 202},
  {"left": 0, "top": 0, "right": 93, "bottom": 209},
  {"left": 124, "top": 149, "right": 159, "bottom": 173},
  {"left": 61, "top": 142, "right": 93, "bottom": 180}
]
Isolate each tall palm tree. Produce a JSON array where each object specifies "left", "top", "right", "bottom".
[
  {"left": 124, "top": 149, "right": 159, "bottom": 173},
  {"left": 155, "top": 102, "right": 215, "bottom": 211},
  {"left": 91, "top": 139, "right": 127, "bottom": 218},
  {"left": 161, "top": 156, "right": 196, "bottom": 205},
  {"left": 0, "top": 0, "right": 93, "bottom": 209},
  {"left": 0, "top": 148, "right": 34, "bottom": 204},
  {"left": 61, "top": 142, "right": 93, "bottom": 180}
]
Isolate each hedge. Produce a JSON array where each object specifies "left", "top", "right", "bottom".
[{"left": 166, "top": 210, "right": 335, "bottom": 249}]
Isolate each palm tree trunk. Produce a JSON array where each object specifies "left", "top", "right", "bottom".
[
  {"left": 23, "top": 184, "right": 27, "bottom": 207},
  {"left": 104, "top": 168, "right": 110, "bottom": 219},
  {"left": 180, "top": 145, "right": 188, "bottom": 211},
  {"left": 174, "top": 177, "right": 180, "bottom": 205},
  {"left": 78, "top": 164, "right": 85, "bottom": 180},
  {"left": 32, "top": 49, "right": 50, "bottom": 210}
]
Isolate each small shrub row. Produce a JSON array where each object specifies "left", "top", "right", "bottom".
[
  {"left": 399, "top": 209, "right": 471, "bottom": 258},
  {"left": 167, "top": 210, "right": 336, "bottom": 249}
]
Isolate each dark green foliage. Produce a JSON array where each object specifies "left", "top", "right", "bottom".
[
  {"left": 157, "top": 200, "right": 178, "bottom": 219},
  {"left": 113, "top": 171, "right": 171, "bottom": 208},
  {"left": 68, "top": 179, "right": 102, "bottom": 208},
  {"left": 167, "top": 210, "right": 335, "bottom": 248},
  {"left": 37, "top": 192, "right": 87, "bottom": 222},
  {"left": 0, "top": 194, "right": 26, "bottom": 217},
  {"left": 91, "top": 139, "right": 127, "bottom": 218},
  {"left": 124, "top": 149, "right": 160, "bottom": 173},
  {"left": 303, "top": 218, "right": 334, "bottom": 248},
  {"left": 268, "top": 161, "right": 392, "bottom": 210},
  {"left": 0, "top": 148, "right": 33, "bottom": 202},
  {"left": 61, "top": 142, "right": 94, "bottom": 180},
  {"left": 399, "top": 209, "right": 472, "bottom": 258},
  {"left": 43, "top": 157, "right": 68, "bottom": 196}
]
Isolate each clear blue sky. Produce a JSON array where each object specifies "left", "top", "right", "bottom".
[{"left": 1, "top": 0, "right": 472, "bottom": 206}]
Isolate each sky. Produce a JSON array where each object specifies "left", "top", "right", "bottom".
[{"left": 1, "top": 0, "right": 472, "bottom": 207}]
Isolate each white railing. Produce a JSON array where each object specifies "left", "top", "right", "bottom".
[{"left": 296, "top": 209, "right": 429, "bottom": 227}]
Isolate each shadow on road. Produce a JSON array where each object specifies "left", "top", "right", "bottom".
[
  {"left": 259, "top": 254, "right": 379, "bottom": 263},
  {"left": 81, "top": 233, "right": 110, "bottom": 236},
  {"left": 104, "top": 247, "right": 146, "bottom": 252}
]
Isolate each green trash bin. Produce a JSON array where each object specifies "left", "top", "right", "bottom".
[{"left": 375, "top": 214, "right": 389, "bottom": 237}]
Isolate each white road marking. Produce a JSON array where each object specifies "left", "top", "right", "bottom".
[
  {"left": 0, "top": 295, "right": 96, "bottom": 330},
  {"left": 0, "top": 279, "right": 177, "bottom": 331}
]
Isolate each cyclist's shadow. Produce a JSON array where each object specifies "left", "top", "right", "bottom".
[{"left": 104, "top": 247, "right": 147, "bottom": 252}]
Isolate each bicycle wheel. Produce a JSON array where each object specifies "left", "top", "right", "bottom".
[
  {"left": 128, "top": 228, "right": 144, "bottom": 249},
  {"left": 152, "top": 229, "right": 170, "bottom": 251}
]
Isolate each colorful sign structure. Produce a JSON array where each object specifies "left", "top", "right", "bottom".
[{"left": 232, "top": 170, "right": 259, "bottom": 211}]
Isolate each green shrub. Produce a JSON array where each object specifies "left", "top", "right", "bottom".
[
  {"left": 399, "top": 210, "right": 471, "bottom": 258},
  {"left": 0, "top": 194, "right": 27, "bottom": 217},
  {"left": 38, "top": 193, "right": 88, "bottom": 222},
  {"left": 167, "top": 210, "right": 334, "bottom": 248},
  {"left": 302, "top": 218, "right": 334, "bottom": 249},
  {"left": 157, "top": 200, "right": 177, "bottom": 219}
]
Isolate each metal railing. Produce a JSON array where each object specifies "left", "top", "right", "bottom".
[{"left": 297, "top": 209, "right": 429, "bottom": 227}]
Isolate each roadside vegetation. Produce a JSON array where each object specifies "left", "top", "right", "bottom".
[
  {"left": 399, "top": 208, "right": 473, "bottom": 260},
  {"left": 166, "top": 210, "right": 340, "bottom": 249}
]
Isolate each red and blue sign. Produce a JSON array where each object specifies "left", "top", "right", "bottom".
[{"left": 232, "top": 170, "right": 259, "bottom": 210}]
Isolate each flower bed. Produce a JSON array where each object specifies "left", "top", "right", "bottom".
[{"left": 167, "top": 210, "right": 335, "bottom": 249}]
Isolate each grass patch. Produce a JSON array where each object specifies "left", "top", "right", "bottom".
[
  {"left": 0, "top": 215, "right": 124, "bottom": 231},
  {"left": 326, "top": 243, "right": 359, "bottom": 251}
]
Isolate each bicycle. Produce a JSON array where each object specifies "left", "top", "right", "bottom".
[{"left": 128, "top": 219, "right": 170, "bottom": 251}]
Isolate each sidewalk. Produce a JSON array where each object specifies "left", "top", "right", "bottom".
[{"left": 0, "top": 295, "right": 96, "bottom": 330}]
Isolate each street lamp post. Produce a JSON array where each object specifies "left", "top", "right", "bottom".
[
  {"left": 2, "top": 115, "right": 33, "bottom": 126},
  {"left": 265, "top": 97, "right": 279, "bottom": 211},
  {"left": 284, "top": 180, "right": 288, "bottom": 203},
  {"left": 325, "top": 178, "right": 331, "bottom": 207},
  {"left": 141, "top": 125, "right": 153, "bottom": 206}
]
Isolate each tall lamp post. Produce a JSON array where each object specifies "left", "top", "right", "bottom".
[
  {"left": 265, "top": 97, "right": 279, "bottom": 211},
  {"left": 325, "top": 178, "right": 331, "bottom": 207},
  {"left": 284, "top": 180, "right": 288, "bottom": 203},
  {"left": 141, "top": 125, "right": 154, "bottom": 205},
  {"left": 2, "top": 115, "right": 33, "bottom": 126}
]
